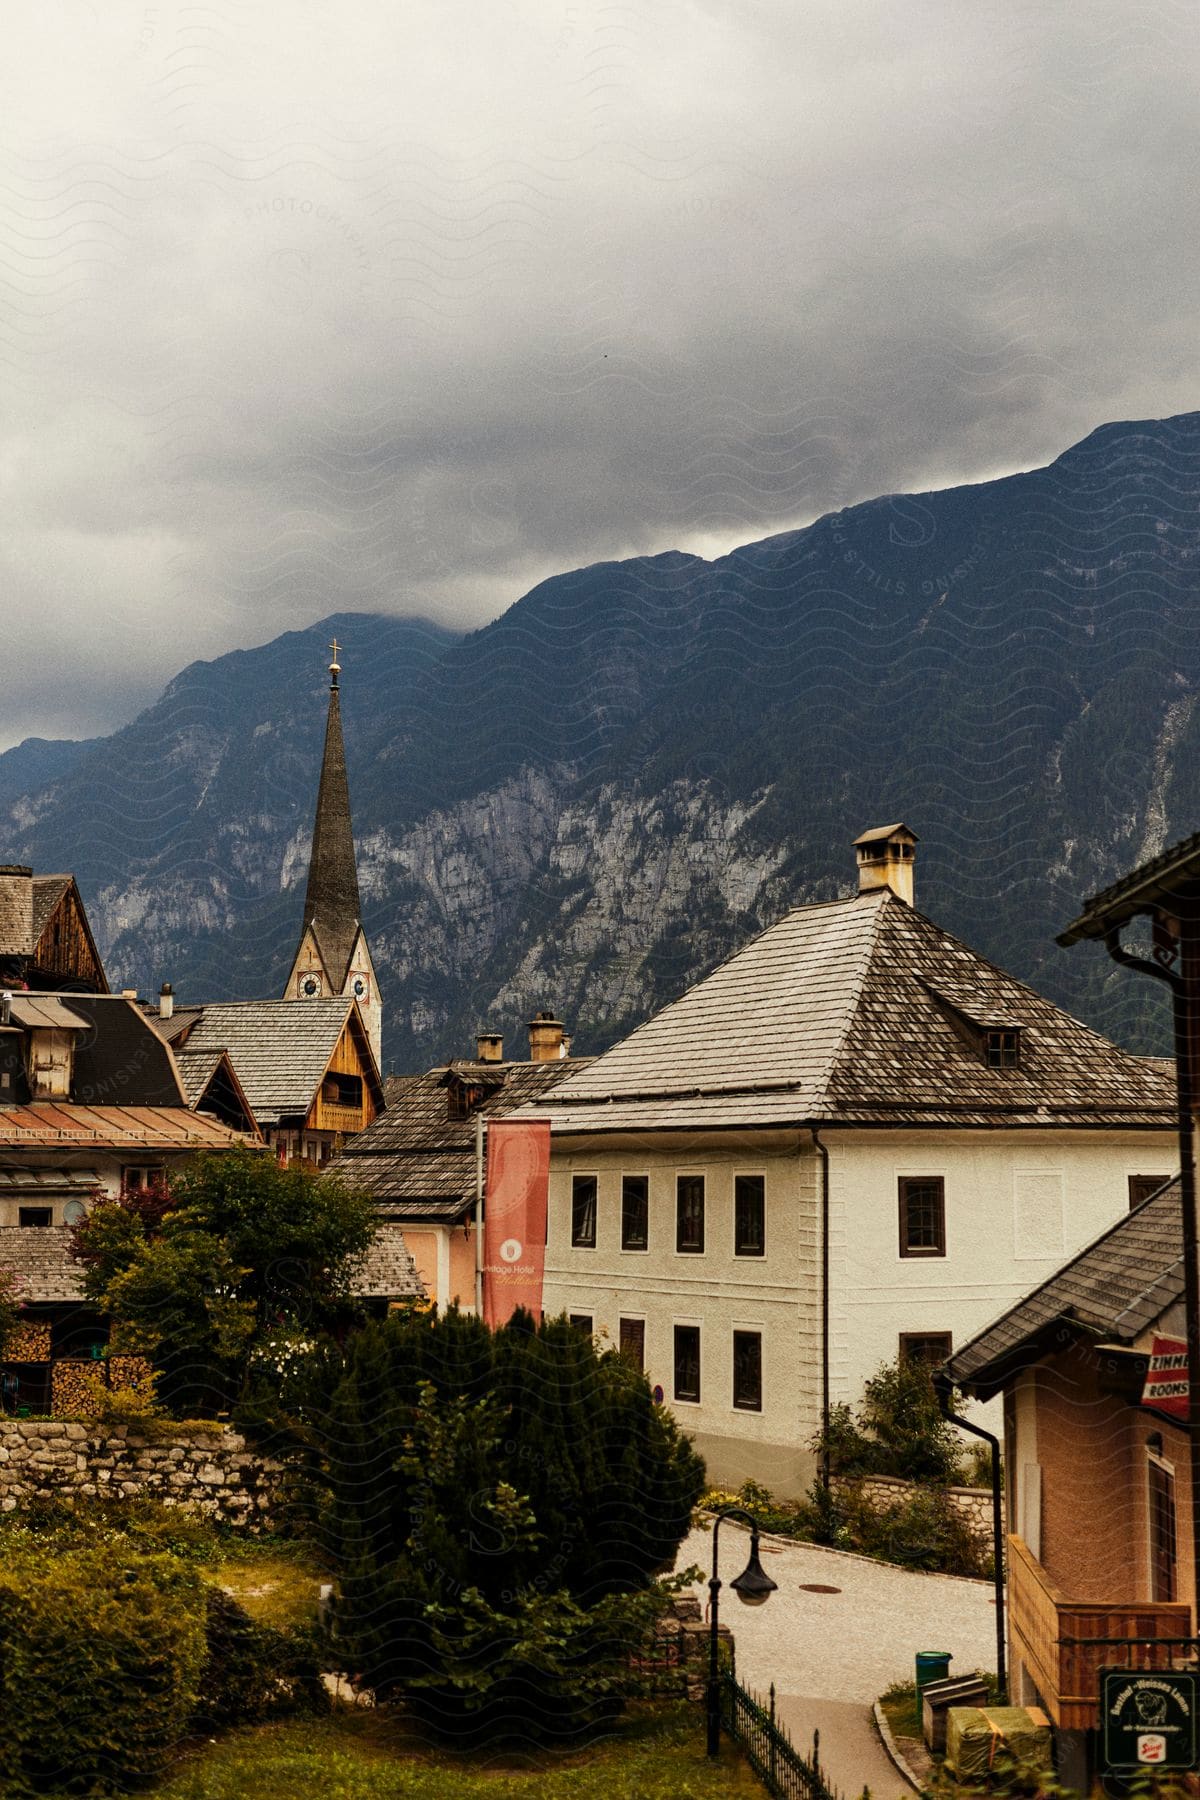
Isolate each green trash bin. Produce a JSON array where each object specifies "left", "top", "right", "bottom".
[{"left": 916, "top": 1651, "right": 952, "bottom": 1709}]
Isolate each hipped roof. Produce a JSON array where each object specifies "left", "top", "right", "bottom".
[{"left": 536, "top": 889, "right": 1176, "bottom": 1134}]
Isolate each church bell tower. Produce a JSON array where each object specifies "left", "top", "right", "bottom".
[{"left": 283, "top": 642, "right": 382, "bottom": 1065}]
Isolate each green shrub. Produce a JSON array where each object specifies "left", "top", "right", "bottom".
[
  {"left": 194, "top": 1587, "right": 327, "bottom": 1730},
  {"left": 322, "top": 1307, "right": 706, "bottom": 1744},
  {"left": 824, "top": 1481, "right": 992, "bottom": 1579},
  {"left": 814, "top": 1358, "right": 966, "bottom": 1485},
  {"left": 0, "top": 1492, "right": 227, "bottom": 1564},
  {"left": 0, "top": 1547, "right": 208, "bottom": 1793},
  {"left": 699, "top": 1479, "right": 809, "bottom": 1537}
]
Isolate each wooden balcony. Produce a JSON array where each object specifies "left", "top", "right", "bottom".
[{"left": 1009, "top": 1535, "right": 1195, "bottom": 1730}]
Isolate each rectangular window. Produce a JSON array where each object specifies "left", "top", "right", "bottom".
[
  {"left": 676, "top": 1174, "right": 705, "bottom": 1254},
  {"left": 899, "top": 1176, "right": 945, "bottom": 1257},
  {"left": 733, "top": 1330, "right": 763, "bottom": 1411},
  {"left": 619, "top": 1317, "right": 645, "bottom": 1370},
  {"left": 734, "top": 1174, "right": 765, "bottom": 1256},
  {"left": 1129, "top": 1174, "right": 1170, "bottom": 1209},
  {"left": 568, "top": 1313, "right": 593, "bottom": 1335},
  {"left": 674, "top": 1325, "right": 700, "bottom": 1403},
  {"left": 621, "top": 1175, "right": 649, "bottom": 1251},
  {"left": 986, "top": 1029, "right": 1020, "bottom": 1068},
  {"left": 1149, "top": 1458, "right": 1178, "bottom": 1602},
  {"left": 571, "top": 1174, "right": 597, "bottom": 1247},
  {"left": 899, "top": 1331, "right": 953, "bottom": 1368},
  {"left": 18, "top": 1207, "right": 51, "bottom": 1228}
]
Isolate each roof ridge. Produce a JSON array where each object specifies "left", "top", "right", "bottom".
[{"left": 807, "top": 889, "right": 891, "bottom": 1104}]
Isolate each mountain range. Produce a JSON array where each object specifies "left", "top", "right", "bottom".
[{"left": 6, "top": 410, "right": 1200, "bottom": 1067}]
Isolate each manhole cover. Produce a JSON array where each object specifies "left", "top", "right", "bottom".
[{"left": 799, "top": 1582, "right": 841, "bottom": 1594}]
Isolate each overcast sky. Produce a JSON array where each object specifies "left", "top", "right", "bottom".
[{"left": 3, "top": 0, "right": 1199, "bottom": 747}]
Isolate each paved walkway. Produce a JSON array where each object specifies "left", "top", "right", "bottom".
[{"left": 676, "top": 1521, "right": 997, "bottom": 1796}]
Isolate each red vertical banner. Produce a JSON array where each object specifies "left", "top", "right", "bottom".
[{"left": 482, "top": 1118, "right": 550, "bottom": 1328}]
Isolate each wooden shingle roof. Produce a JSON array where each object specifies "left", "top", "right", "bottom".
[
  {"left": 172, "top": 999, "right": 374, "bottom": 1126},
  {"left": 946, "top": 1178, "right": 1182, "bottom": 1398},
  {"left": 0, "top": 1226, "right": 83, "bottom": 1303},
  {"left": 536, "top": 890, "right": 1177, "bottom": 1133},
  {"left": 348, "top": 1224, "right": 424, "bottom": 1298},
  {"left": 331, "top": 1059, "right": 586, "bottom": 1217},
  {"left": 30, "top": 876, "right": 71, "bottom": 943}
]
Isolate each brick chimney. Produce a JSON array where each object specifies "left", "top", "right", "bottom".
[
  {"left": 0, "top": 866, "right": 33, "bottom": 959},
  {"left": 854, "top": 824, "right": 917, "bottom": 906},
  {"left": 476, "top": 1031, "right": 503, "bottom": 1063},
  {"left": 527, "top": 1011, "right": 566, "bottom": 1062}
]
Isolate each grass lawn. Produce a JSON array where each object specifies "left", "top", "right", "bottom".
[
  {"left": 146, "top": 1705, "right": 763, "bottom": 1799},
  {"left": 206, "top": 1545, "right": 326, "bottom": 1631}
]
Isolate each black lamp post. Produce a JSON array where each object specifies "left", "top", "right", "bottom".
[{"left": 706, "top": 1505, "right": 778, "bottom": 1757}]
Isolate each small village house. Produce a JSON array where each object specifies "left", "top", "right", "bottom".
[
  {"left": 0, "top": 990, "right": 255, "bottom": 1412},
  {"left": 528, "top": 826, "right": 1178, "bottom": 1495},
  {"left": 946, "top": 1178, "right": 1191, "bottom": 1790},
  {"left": 943, "top": 825, "right": 1200, "bottom": 1789},
  {"left": 330, "top": 1015, "right": 586, "bottom": 1309}
]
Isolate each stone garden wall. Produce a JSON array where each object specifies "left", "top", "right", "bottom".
[
  {"left": 835, "top": 1473, "right": 995, "bottom": 1544},
  {"left": 0, "top": 1419, "right": 283, "bottom": 1527}
]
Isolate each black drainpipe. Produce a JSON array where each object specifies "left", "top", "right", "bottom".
[
  {"left": 813, "top": 1128, "right": 830, "bottom": 1490},
  {"left": 933, "top": 1371, "right": 1007, "bottom": 1702}
]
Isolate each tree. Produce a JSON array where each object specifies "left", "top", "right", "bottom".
[
  {"left": 320, "top": 1307, "right": 705, "bottom": 1741},
  {"left": 71, "top": 1148, "right": 377, "bottom": 1416},
  {"left": 815, "top": 1355, "right": 966, "bottom": 1486}
]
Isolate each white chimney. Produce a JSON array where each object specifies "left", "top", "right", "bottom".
[
  {"left": 159, "top": 982, "right": 174, "bottom": 1021},
  {"left": 854, "top": 824, "right": 918, "bottom": 906}
]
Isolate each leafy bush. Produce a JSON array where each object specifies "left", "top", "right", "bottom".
[
  {"left": 699, "top": 1479, "right": 809, "bottom": 1536},
  {"left": 194, "top": 1587, "right": 327, "bottom": 1730},
  {"left": 71, "top": 1147, "right": 376, "bottom": 1416},
  {"left": 0, "top": 1546, "right": 208, "bottom": 1794},
  {"left": 322, "top": 1307, "right": 706, "bottom": 1743},
  {"left": 814, "top": 1357, "right": 967, "bottom": 1485},
  {"left": 820, "top": 1481, "right": 992, "bottom": 1579}
]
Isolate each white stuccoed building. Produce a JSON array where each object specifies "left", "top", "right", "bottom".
[{"left": 530, "top": 826, "right": 1178, "bottom": 1495}]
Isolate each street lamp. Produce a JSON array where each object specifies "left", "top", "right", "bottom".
[{"left": 706, "top": 1505, "right": 778, "bottom": 1757}]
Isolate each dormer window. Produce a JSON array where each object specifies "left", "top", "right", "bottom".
[
  {"left": 986, "top": 1028, "right": 1020, "bottom": 1068},
  {"left": 447, "top": 1080, "right": 484, "bottom": 1121}
]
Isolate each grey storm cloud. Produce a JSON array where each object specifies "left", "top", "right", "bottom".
[{"left": 3, "top": 0, "right": 1199, "bottom": 747}]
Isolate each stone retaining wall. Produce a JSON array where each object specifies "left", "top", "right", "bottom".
[
  {"left": 836, "top": 1473, "right": 994, "bottom": 1543},
  {"left": 0, "top": 1420, "right": 283, "bottom": 1527}
]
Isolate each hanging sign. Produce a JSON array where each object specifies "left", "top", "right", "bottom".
[
  {"left": 1102, "top": 1670, "right": 1199, "bottom": 1772},
  {"left": 481, "top": 1118, "right": 550, "bottom": 1328},
  {"left": 1141, "top": 1336, "right": 1189, "bottom": 1421}
]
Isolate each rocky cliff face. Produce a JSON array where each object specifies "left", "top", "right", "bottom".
[{"left": 5, "top": 411, "right": 1200, "bottom": 1064}]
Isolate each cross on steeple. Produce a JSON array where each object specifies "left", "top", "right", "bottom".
[{"left": 329, "top": 638, "right": 341, "bottom": 689}]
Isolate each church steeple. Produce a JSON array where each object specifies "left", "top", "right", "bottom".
[
  {"left": 302, "top": 640, "right": 361, "bottom": 989},
  {"left": 283, "top": 642, "right": 382, "bottom": 1064}
]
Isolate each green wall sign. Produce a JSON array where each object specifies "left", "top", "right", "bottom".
[{"left": 1101, "top": 1669, "right": 1199, "bottom": 1772}]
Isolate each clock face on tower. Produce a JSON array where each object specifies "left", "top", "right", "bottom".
[
  {"left": 300, "top": 973, "right": 322, "bottom": 998},
  {"left": 349, "top": 972, "right": 369, "bottom": 1001}
]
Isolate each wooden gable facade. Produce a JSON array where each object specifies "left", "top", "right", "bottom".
[
  {"left": 29, "top": 877, "right": 108, "bottom": 994},
  {"left": 308, "top": 1003, "right": 382, "bottom": 1140}
]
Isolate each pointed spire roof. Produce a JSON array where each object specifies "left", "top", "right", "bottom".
[{"left": 302, "top": 644, "right": 363, "bottom": 991}]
